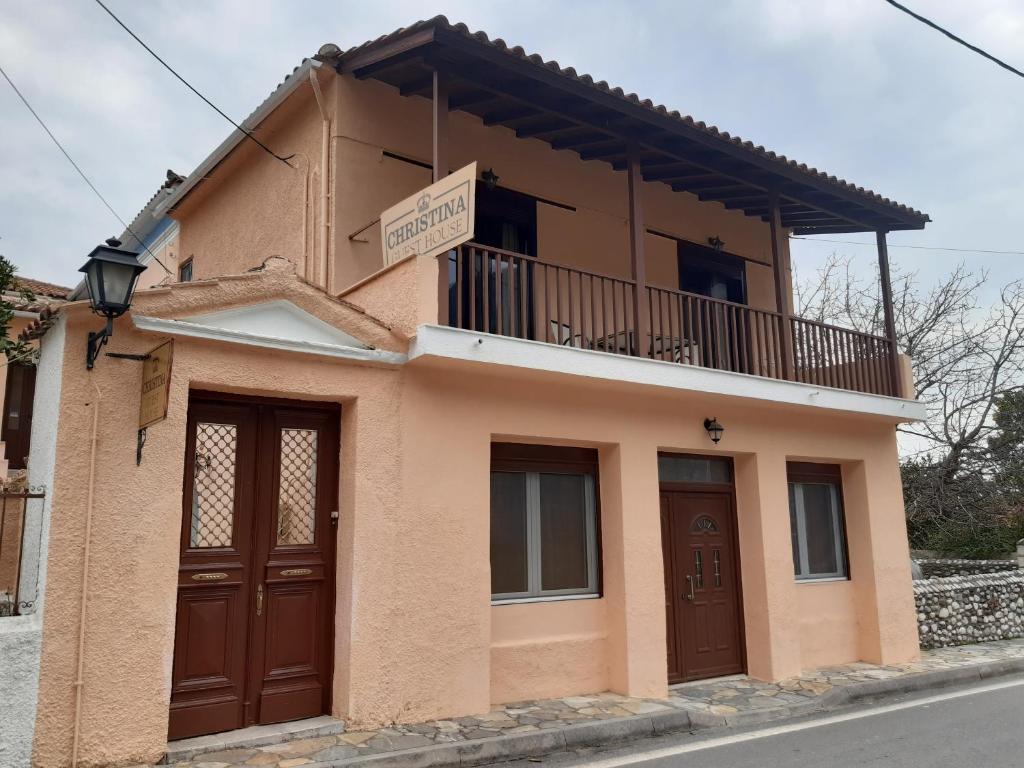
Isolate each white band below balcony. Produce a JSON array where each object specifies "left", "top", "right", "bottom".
[{"left": 408, "top": 324, "right": 927, "bottom": 422}]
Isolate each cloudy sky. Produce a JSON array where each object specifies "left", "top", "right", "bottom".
[{"left": 1, "top": 1, "right": 1021, "bottom": 296}]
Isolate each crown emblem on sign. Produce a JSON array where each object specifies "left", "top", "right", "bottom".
[{"left": 417, "top": 193, "right": 431, "bottom": 213}]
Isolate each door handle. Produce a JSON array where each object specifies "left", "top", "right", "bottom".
[
  {"left": 256, "top": 583, "right": 264, "bottom": 616},
  {"left": 684, "top": 575, "right": 694, "bottom": 601}
]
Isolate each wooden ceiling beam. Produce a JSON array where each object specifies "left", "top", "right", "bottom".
[
  {"left": 549, "top": 130, "right": 615, "bottom": 150},
  {"left": 578, "top": 141, "right": 627, "bottom": 161},
  {"left": 481, "top": 104, "right": 543, "bottom": 125},
  {"left": 398, "top": 74, "right": 434, "bottom": 96},
  {"left": 450, "top": 89, "right": 499, "bottom": 109},
  {"left": 515, "top": 118, "right": 579, "bottom": 138},
  {"left": 641, "top": 168, "right": 715, "bottom": 183}
]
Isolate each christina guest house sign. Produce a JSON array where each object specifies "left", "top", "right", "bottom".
[
  {"left": 381, "top": 162, "right": 476, "bottom": 265},
  {"left": 139, "top": 339, "right": 173, "bottom": 429}
]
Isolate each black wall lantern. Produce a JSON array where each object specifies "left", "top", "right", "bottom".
[
  {"left": 481, "top": 167, "right": 500, "bottom": 191},
  {"left": 79, "top": 238, "right": 146, "bottom": 369},
  {"left": 703, "top": 417, "right": 724, "bottom": 444}
]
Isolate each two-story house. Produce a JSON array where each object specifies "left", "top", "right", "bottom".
[{"left": 26, "top": 18, "right": 929, "bottom": 767}]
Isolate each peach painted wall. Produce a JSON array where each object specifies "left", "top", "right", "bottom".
[
  {"left": 172, "top": 76, "right": 332, "bottom": 285},
  {"left": 31, "top": 280, "right": 405, "bottom": 767},
  {"left": 796, "top": 581, "right": 860, "bottom": 668},
  {"left": 491, "top": 599, "right": 609, "bottom": 704},
  {"left": 137, "top": 224, "right": 181, "bottom": 291},
  {"left": 31, "top": 282, "right": 919, "bottom": 766}
]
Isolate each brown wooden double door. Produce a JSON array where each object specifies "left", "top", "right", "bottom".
[
  {"left": 661, "top": 488, "right": 745, "bottom": 683},
  {"left": 169, "top": 395, "right": 339, "bottom": 741}
]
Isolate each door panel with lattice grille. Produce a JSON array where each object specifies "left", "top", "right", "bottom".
[
  {"left": 171, "top": 402, "right": 257, "bottom": 740},
  {"left": 170, "top": 397, "right": 338, "bottom": 741}
]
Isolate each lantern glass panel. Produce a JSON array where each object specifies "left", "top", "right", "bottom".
[
  {"left": 83, "top": 258, "right": 105, "bottom": 307},
  {"left": 101, "top": 260, "right": 138, "bottom": 310}
]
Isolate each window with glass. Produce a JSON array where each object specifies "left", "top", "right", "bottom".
[
  {"left": 179, "top": 258, "right": 194, "bottom": 283},
  {"left": 787, "top": 462, "right": 849, "bottom": 581},
  {"left": 490, "top": 443, "right": 600, "bottom": 602}
]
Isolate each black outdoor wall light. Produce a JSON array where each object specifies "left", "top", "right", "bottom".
[
  {"left": 704, "top": 417, "right": 724, "bottom": 444},
  {"left": 481, "top": 167, "right": 500, "bottom": 191},
  {"left": 79, "top": 238, "right": 146, "bottom": 370}
]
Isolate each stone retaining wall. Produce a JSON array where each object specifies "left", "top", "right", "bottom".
[
  {"left": 914, "top": 558, "right": 1018, "bottom": 579},
  {"left": 914, "top": 571, "right": 1024, "bottom": 649}
]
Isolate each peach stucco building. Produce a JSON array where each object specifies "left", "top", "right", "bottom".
[{"left": 25, "top": 18, "right": 931, "bottom": 767}]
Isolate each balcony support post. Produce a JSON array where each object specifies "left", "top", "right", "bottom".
[
  {"left": 433, "top": 69, "right": 450, "bottom": 324},
  {"left": 875, "top": 231, "right": 903, "bottom": 397},
  {"left": 768, "top": 190, "right": 795, "bottom": 380},
  {"left": 627, "top": 147, "right": 650, "bottom": 356}
]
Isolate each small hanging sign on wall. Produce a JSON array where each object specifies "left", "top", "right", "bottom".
[{"left": 139, "top": 339, "right": 173, "bottom": 430}]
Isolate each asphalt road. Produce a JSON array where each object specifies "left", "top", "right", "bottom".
[{"left": 529, "top": 675, "right": 1024, "bottom": 768}]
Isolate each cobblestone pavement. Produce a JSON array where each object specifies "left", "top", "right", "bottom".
[{"left": 160, "top": 638, "right": 1024, "bottom": 768}]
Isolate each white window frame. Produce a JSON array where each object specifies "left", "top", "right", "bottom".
[
  {"left": 491, "top": 471, "right": 599, "bottom": 604},
  {"left": 789, "top": 481, "right": 848, "bottom": 581}
]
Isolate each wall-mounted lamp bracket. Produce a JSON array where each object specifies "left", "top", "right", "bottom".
[{"left": 86, "top": 317, "right": 113, "bottom": 370}]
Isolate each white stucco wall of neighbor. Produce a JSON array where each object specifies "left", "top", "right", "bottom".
[{"left": 0, "top": 317, "right": 65, "bottom": 768}]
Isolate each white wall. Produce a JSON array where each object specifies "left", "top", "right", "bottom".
[{"left": 0, "top": 316, "right": 65, "bottom": 768}]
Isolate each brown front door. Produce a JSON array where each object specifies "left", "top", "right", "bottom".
[
  {"left": 169, "top": 395, "right": 338, "bottom": 741},
  {"left": 661, "top": 488, "right": 744, "bottom": 683}
]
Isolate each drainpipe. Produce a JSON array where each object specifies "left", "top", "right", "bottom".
[
  {"left": 309, "top": 68, "right": 331, "bottom": 291},
  {"left": 71, "top": 380, "right": 101, "bottom": 767},
  {"left": 288, "top": 153, "right": 313, "bottom": 282}
]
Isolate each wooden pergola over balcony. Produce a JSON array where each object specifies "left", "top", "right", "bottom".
[{"left": 327, "top": 17, "right": 930, "bottom": 398}]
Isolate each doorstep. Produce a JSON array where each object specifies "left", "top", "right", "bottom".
[
  {"left": 158, "top": 638, "right": 1024, "bottom": 768},
  {"left": 163, "top": 716, "right": 346, "bottom": 764}
]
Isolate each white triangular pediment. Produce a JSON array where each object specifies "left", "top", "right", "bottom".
[{"left": 183, "top": 300, "right": 369, "bottom": 350}]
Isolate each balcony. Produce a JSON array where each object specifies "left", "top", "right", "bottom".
[{"left": 440, "top": 244, "right": 901, "bottom": 398}]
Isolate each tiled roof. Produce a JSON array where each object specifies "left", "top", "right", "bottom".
[
  {"left": 334, "top": 16, "right": 928, "bottom": 226},
  {"left": 14, "top": 276, "right": 72, "bottom": 300}
]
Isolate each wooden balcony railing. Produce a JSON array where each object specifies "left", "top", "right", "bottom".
[
  {"left": 442, "top": 244, "right": 900, "bottom": 397},
  {"left": 791, "top": 317, "right": 897, "bottom": 396}
]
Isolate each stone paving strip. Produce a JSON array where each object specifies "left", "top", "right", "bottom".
[{"left": 157, "top": 637, "right": 1024, "bottom": 768}]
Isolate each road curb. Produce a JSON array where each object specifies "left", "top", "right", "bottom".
[{"left": 302, "top": 658, "right": 1024, "bottom": 768}]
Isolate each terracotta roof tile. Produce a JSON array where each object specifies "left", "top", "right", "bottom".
[{"left": 14, "top": 276, "right": 72, "bottom": 300}]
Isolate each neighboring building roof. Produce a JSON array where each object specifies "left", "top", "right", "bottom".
[
  {"left": 119, "top": 169, "right": 186, "bottom": 250},
  {"left": 13, "top": 277, "right": 72, "bottom": 301},
  {"left": 18, "top": 305, "right": 60, "bottom": 341},
  {"left": 327, "top": 16, "right": 930, "bottom": 234},
  {"left": 68, "top": 170, "right": 187, "bottom": 302}
]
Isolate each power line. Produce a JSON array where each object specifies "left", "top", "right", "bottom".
[
  {"left": 92, "top": 0, "right": 294, "bottom": 167},
  {"left": 883, "top": 0, "right": 1024, "bottom": 80},
  {"left": 792, "top": 236, "right": 1024, "bottom": 257},
  {"left": 0, "top": 62, "right": 171, "bottom": 274}
]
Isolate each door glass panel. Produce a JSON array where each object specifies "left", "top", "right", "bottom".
[
  {"left": 713, "top": 549, "right": 722, "bottom": 587},
  {"left": 190, "top": 422, "right": 238, "bottom": 548},
  {"left": 276, "top": 428, "right": 318, "bottom": 545},
  {"left": 658, "top": 455, "right": 732, "bottom": 483},
  {"left": 691, "top": 515, "right": 719, "bottom": 533},
  {"left": 694, "top": 550, "right": 704, "bottom": 588},
  {"left": 539, "top": 473, "right": 589, "bottom": 591},
  {"left": 491, "top": 472, "right": 529, "bottom": 595}
]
